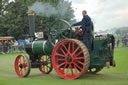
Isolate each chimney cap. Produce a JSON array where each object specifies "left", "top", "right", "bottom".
[{"left": 28, "top": 11, "right": 35, "bottom": 16}]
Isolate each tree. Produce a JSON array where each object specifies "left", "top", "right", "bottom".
[
  {"left": 0, "top": 0, "right": 9, "bottom": 36},
  {"left": 3, "top": 0, "right": 29, "bottom": 40},
  {"left": 0, "top": 0, "right": 75, "bottom": 40}
]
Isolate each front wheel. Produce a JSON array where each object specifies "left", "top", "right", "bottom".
[{"left": 14, "top": 55, "right": 31, "bottom": 77}]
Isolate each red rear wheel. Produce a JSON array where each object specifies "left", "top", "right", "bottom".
[
  {"left": 52, "top": 39, "right": 90, "bottom": 79},
  {"left": 15, "top": 55, "right": 31, "bottom": 77},
  {"left": 39, "top": 55, "right": 53, "bottom": 74}
]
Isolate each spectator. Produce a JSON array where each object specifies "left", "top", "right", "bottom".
[
  {"left": 4, "top": 41, "right": 8, "bottom": 53},
  {"left": 8, "top": 41, "right": 13, "bottom": 53},
  {"left": 0, "top": 42, "right": 2, "bottom": 54},
  {"left": 13, "top": 41, "right": 18, "bottom": 52},
  {"left": 117, "top": 39, "right": 120, "bottom": 47},
  {"left": 18, "top": 40, "right": 26, "bottom": 52},
  {"left": 19, "top": 42, "right": 24, "bottom": 52}
]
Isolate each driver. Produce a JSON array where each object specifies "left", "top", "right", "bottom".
[{"left": 81, "top": 10, "right": 93, "bottom": 52}]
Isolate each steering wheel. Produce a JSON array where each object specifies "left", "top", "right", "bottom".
[{"left": 48, "top": 19, "right": 73, "bottom": 46}]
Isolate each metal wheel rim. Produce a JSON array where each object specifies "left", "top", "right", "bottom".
[{"left": 52, "top": 39, "right": 90, "bottom": 79}]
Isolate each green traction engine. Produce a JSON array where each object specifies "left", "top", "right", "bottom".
[{"left": 14, "top": 11, "right": 116, "bottom": 79}]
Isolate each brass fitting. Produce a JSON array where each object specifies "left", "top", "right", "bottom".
[{"left": 28, "top": 11, "right": 35, "bottom": 16}]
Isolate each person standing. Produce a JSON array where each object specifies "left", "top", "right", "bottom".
[
  {"left": 8, "top": 41, "right": 13, "bottom": 53},
  {"left": 81, "top": 10, "right": 93, "bottom": 52},
  {"left": 116, "top": 39, "right": 120, "bottom": 47}
]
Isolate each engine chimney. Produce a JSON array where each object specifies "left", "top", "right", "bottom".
[{"left": 28, "top": 11, "right": 35, "bottom": 42}]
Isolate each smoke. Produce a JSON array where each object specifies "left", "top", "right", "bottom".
[
  {"left": 28, "top": 1, "right": 71, "bottom": 17},
  {"left": 57, "top": 1, "right": 70, "bottom": 16},
  {"left": 28, "top": 2, "right": 57, "bottom": 17}
]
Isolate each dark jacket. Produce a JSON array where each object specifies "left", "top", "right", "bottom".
[{"left": 82, "top": 15, "right": 92, "bottom": 34}]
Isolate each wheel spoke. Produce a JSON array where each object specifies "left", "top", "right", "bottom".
[
  {"left": 75, "top": 51, "right": 83, "bottom": 57},
  {"left": 46, "top": 56, "right": 49, "bottom": 61},
  {"left": 47, "top": 56, "right": 50, "bottom": 59},
  {"left": 19, "top": 59, "right": 22, "bottom": 64},
  {"left": 45, "top": 56, "right": 47, "bottom": 61},
  {"left": 62, "top": 63, "right": 67, "bottom": 72},
  {"left": 74, "top": 57, "right": 85, "bottom": 60},
  {"left": 47, "top": 61, "right": 51, "bottom": 64},
  {"left": 41, "top": 65, "right": 44, "bottom": 69},
  {"left": 42, "top": 56, "right": 44, "bottom": 62},
  {"left": 58, "top": 62, "right": 66, "bottom": 68},
  {"left": 62, "top": 43, "right": 68, "bottom": 52},
  {"left": 76, "top": 60, "right": 84, "bottom": 65},
  {"left": 24, "top": 68, "right": 26, "bottom": 74},
  {"left": 23, "top": 63, "right": 27, "bottom": 68},
  {"left": 20, "top": 68, "right": 23, "bottom": 75},
  {"left": 46, "top": 64, "right": 51, "bottom": 69},
  {"left": 65, "top": 64, "right": 70, "bottom": 75},
  {"left": 23, "top": 56, "right": 25, "bottom": 63},
  {"left": 47, "top": 66, "right": 48, "bottom": 72},
  {"left": 72, "top": 47, "right": 80, "bottom": 56},
  {"left": 57, "top": 58, "right": 65, "bottom": 61},
  {"left": 20, "top": 56, "right": 22, "bottom": 63},
  {"left": 70, "top": 64, "right": 74, "bottom": 76},
  {"left": 44, "top": 66, "right": 45, "bottom": 72},
  {"left": 74, "top": 65, "right": 78, "bottom": 75},
  {"left": 24, "top": 60, "right": 26, "bottom": 63},
  {"left": 18, "top": 66, "right": 20, "bottom": 71},
  {"left": 56, "top": 52, "right": 65, "bottom": 57},
  {"left": 60, "top": 47, "right": 66, "bottom": 56},
  {"left": 72, "top": 42, "right": 74, "bottom": 53},
  {"left": 73, "top": 63, "right": 82, "bottom": 71},
  {"left": 68, "top": 42, "right": 71, "bottom": 53}
]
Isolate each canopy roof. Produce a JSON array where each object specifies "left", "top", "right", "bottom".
[{"left": 0, "top": 36, "right": 14, "bottom": 40}]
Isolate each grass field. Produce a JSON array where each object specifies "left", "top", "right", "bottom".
[{"left": 0, "top": 47, "right": 128, "bottom": 85}]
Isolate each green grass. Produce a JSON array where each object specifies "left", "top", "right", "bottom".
[{"left": 0, "top": 47, "right": 128, "bottom": 85}]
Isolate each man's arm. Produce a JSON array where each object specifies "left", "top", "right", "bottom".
[
  {"left": 71, "top": 21, "right": 82, "bottom": 26},
  {"left": 82, "top": 17, "right": 87, "bottom": 33}
]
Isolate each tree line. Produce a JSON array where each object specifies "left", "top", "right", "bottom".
[{"left": 0, "top": 0, "right": 75, "bottom": 40}]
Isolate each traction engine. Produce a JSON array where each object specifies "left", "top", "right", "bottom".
[{"left": 14, "top": 11, "right": 116, "bottom": 79}]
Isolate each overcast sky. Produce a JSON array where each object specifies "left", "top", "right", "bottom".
[{"left": 69, "top": 0, "right": 128, "bottom": 31}]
